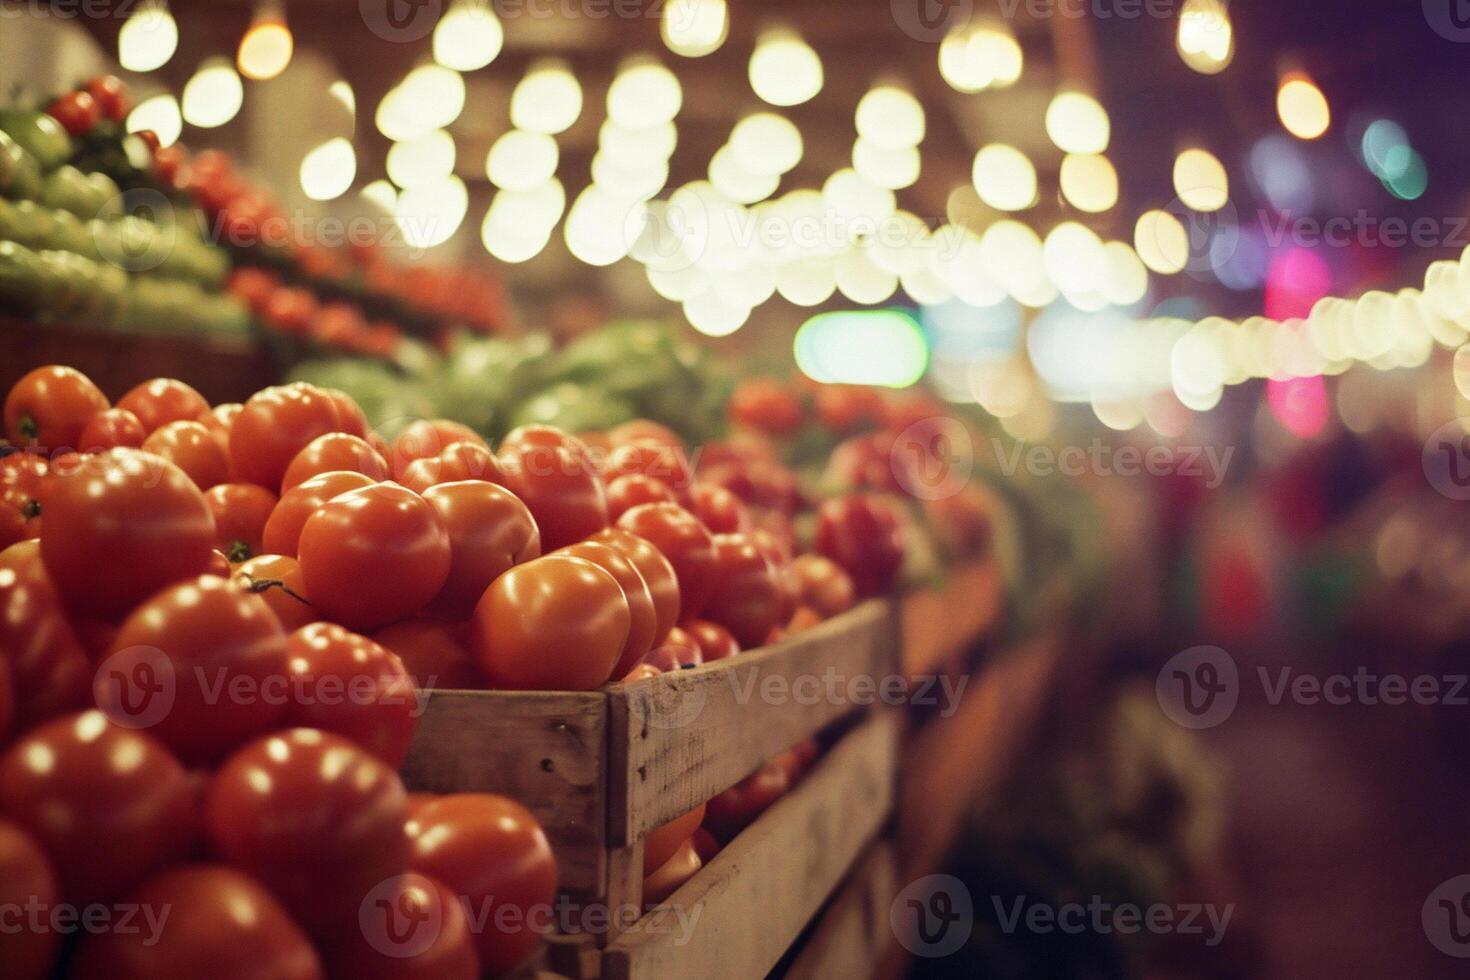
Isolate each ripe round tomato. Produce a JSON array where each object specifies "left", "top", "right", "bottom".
[
  {"left": 813, "top": 494, "right": 904, "bottom": 598},
  {"left": 142, "top": 420, "right": 231, "bottom": 489},
  {"left": 470, "top": 555, "right": 629, "bottom": 690},
  {"left": 689, "top": 482, "right": 751, "bottom": 534},
  {"left": 320, "top": 388, "right": 368, "bottom": 437},
  {"left": 703, "top": 758, "right": 790, "bottom": 839},
  {"left": 729, "top": 377, "right": 803, "bottom": 435},
  {"left": 0, "top": 451, "right": 46, "bottom": 501},
  {"left": 0, "top": 711, "right": 196, "bottom": 906},
  {"left": 116, "top": 378, "right": 210, "bottom": 435},
  {"left": 590, "top": 527, "right": 680, "bottom": 645},
  {"left": 607, "top": 419, "right": 683, "bottom": 450},
  {"left": 701, "top": 458, "right": 802, "bottom": 516},
  {"left": 644, "top": 624, "right": 702, "bottom": 671},
  {"left": 319, "top": 871, "right": 478, "bottom": 980},
  {"left": 556, "top": 540, "right": 656, "bottom": 678},
  {"left": 643, "top": 838, "right": 702, "bottom": 905},
  {"left": 85, "top": 74, "right": 130, "bottom": 120},
  {"left": 229, "top": 383, "right": 343, "bottom": 490},
  {"left": 787, "top": 554, "right": 856, "bottom": 619},
  {"left": 280, "top": 432, "right": 388, "bottom": 492},
  {"left": 421, "top": 480, "right": 540, "bottom": 620},
  {"left": 298, "top": 482, "right": 452, "bottom": 630},
  {"left": 228, "top": 267, "right": 280, "bottom": 310},
  {"left": 0, "top": 500, "right": 25, "bottom": 551},
  {"left": 390, "top": 420, "right": 487, "bottom": 480},
  {"left": 690, "top": 827, "right": 720, "bottom": 863},
  {"left": 206, "top": 729, "right": 409, "bottom": 934},
  {"left": 204, "top": 482, "right": 277, "bottom": 561},
  {"left": 41, "top": 448, "right": 215, "bottom": 620},
  {"left": 684, "top": 618, "right": 739, "bottom": 662},
  {"left": 260, "top": 288, "right": 318, "bottom": 336},
  {"left": 0, "top": 541, "right": 92, "bottom": 729},
  {"left": 46, "top": 90, "right": 100, "bottom": 135},
  {"left": 815, "top": 384, "right": 883, "bottom": 434},
  {"left": 407, "top": 793, "right": 557, "bottom": 974},
  {"left": 96, "top": 575, "right": 289, "bottom": 765},
  {"left": 372, "top": 619, "right": 483, "bottom": 690},
  {"left": 499, "top": 423, "right": 593, "bottom": 461},
  {"left": 283, "top": 623, "right": 419, "bottom": 767},
  {"left": 69, "top": 865, "right": 324, "bottom": 980},
  {"left": 4, "top": 365, "right": 108, "bottom": 451},
  {"left": 232, "top": 553, "right": 317, "bottom": 631},
  {"left": 601, "top": 441, "right": 694, "bottom": 500},
  {"left": 78, "top": 407, "right": 146, "bottom": 451},
  {"left": 620, "top": 662, "right": 661, "bottom": 683},
  {"left": 702, "top": 533, "right": 783, "bottom": 648},
  {"left": 262, "top": 469, "right": 376, "bottom": 557},
  {"left": 0, "top": 819, "right": 59, "bottom": 980},
  {"left": 643, "top": 801, "right": 706, "bottom": 875},
  {"left": 605, "top": 473, "right": 676, "bottom": 520},
  {"left": 616, "top": 503, "right": 716, "bottom": 618},
  {"left": 496, "top": 442, "right": 609, "bottom": 550},
  {"left": 400, "top": 442, "right": 502, "bottom": 495}
]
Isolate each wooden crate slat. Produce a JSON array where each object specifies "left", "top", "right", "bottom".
[
  {"left": 608, "top": 600, "right": 898, "bottom": 844},
  {"left": 783, "top": 841, "right": 898, "bottom": 980},
  {"left": 601, "top": 709, "right": 900, "bottom": 980},
  {"left": 400, "top": 689, "right": 608, "bottom": 896}
]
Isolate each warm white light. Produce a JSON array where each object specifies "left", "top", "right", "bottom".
[
  {"left": 395, "top": 175, "right": 469, "bottom": 249},
  {"left": 1101, "top": 241, "right": 1148, "bottom": 306},
  {"left": 1045, "top": 91, "right": 1110, "bottom": 154},
  {"left": 939, "top": 23, "right": 1022, "bottom": 93},
  {"left": 181, "top": 58, "right": 243, "bottom": 128},
  {"left": 1043, "top": 222, "right": 1105, "bottom": 295},
  {"left": 126, "top": 94, "right": 182, "bottom": 148},
  {"left": 1058, "top": 153, "right": 1118, "bottom": 213},
  {"left": 607, "top": 61, "right": 682, "bottom": 130},
  {"left": 565, "top": 185, "right": 636, "bottom": 266},
  {"left": 856, "top": 86, "right": 925, "bottom": 150},
  {"left": 400, "top": 64, "right": 466, "bottom": 131},
  {"left": 485, "top": 129, "right": 558, "bottom": 191},
  {"left": 749, "top": 28, "right": 823, "bottom": 107},
  {"left": 1134, "top": 209, "right": 1189, "bottom": 273},
  {"left": 481, "top": 181, "right": 563, "bottom": 263},
  {"left": 683, "top": 290, "right": 750, "bottom": 336},
  {"left": 387, "top": 130, "right": 456, "bottom": 190},
  {"left": 709, "top": 146, "right": 778, "bottom": 205},
  {"left": 434, "top": 0, "right": 503, "bottom": 72},
  {"left": 1173, "top": 147, "right": 1229, "bottom": 211},
  {"left": 971, "top": 144, "right": 1036, "bottom": 211},
  {"left": 300, "top": 138, "right": 355, "bottom": 201},
  {"left": 1277, "top": 73, "right": 1330, "bottom": 140},
  {"left": 360, "top": 180, "right": 397, "bottom": 213},
  {"left": 662, "top": 0, "right": 728, "bottom": 57},
  {"left": 823, "top": 168, "right": 896, "bottom": 226},
  {"left": 237, "top": 10, "right": 293, "bottom": 81},
  {"left": 835, "top": 244, "right": 898, "bottom": 305},
  {"left": 119, "top": 2, "right": 178, "bottom": 73},
  {"left": 853, "top": 137, "right": 920, "bottom": 190},
  {"left": 599, "top": 120, "right": 676, "bottom": 167},
  {"left": 730, "top": 113, "right": 802, "bottom": 176},
  {"left": 592, "top": 151, "right": 668, "bottom": 202},
  {"left": 511, "top": 61, "right": 582, "bottom": 135},
  {"left": 328, "top": 81, "right": 355, "bottom": 117},
  {"left": 1177, "top": 0, "right": 1234, "bottom": 74}
]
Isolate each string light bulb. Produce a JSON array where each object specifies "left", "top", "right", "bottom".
[
  {"left": 749, "top": 27, "right": 823, "bottom": 106},
  {"left": 237, "top": 1, "right": 293, "bottom": 81},
  {"left": 434, "top": 0, "right": 503, "bottom": 72},
  {"left": 118, "top": 0, "right": 178, "bottom": 73},
  {"left": 1276, "top": 72, "right": 1330, "bottom": 140}
]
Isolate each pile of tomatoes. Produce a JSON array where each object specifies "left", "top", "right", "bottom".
[{"left": 0, "top": 363, "right": 894, "bottom": 975}]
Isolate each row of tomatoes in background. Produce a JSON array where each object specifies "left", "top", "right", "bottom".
[{"left": 0, "top": 363, "right": 903, "bottom": 977}]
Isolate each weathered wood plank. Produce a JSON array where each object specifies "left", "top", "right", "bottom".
[{"left": 783, "top": 842, "right": 898, "bottom": 980}]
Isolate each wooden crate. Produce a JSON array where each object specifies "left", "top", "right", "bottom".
[
  {"left": 601, "top": 710, "right": 900, "bottom": 980},
  {"left": 783, "top": 841, "right": 899, "bottom": 980},
  {"left": 901, "top": 558, "right": 1004, "bottom": 678}
]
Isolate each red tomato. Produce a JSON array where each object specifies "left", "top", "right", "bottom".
[
  {"left": 469, "top": 555, "right": 629, "bottom": 690},
  {"left": 589, "top": 527, "right": 680, "bottom": 645},
  {"left": 0, "top": 819, "right": 59, "bottom": 979},
  {"left": 0, "top": 496, "right": 26, "bottom": 550},
  {"left": 116, "top": 378, "right": 211, "bottom": 435},
  {"left": 642, "top": 838, "right": 702, "bottom": 905},
  {"left": 606, "top": 420, "right": 683, "bottom": 450},
  {"left": 95, "top": 575, "right": 289, "bottom": 765},
  {"left": 496, "top": 442, "right": 609, "bottom": 550},
  {"left": 0, "top": 541, "right": 91, "bottom": 729},
  {"left": 684, "top": 618, "right": 739, "bottom": 661},
  {"left": 605, "top": 473, "right": 676, "bottom": 520},
  {"left": 142, "top": 420, "right": 230, "bottom": 489},
  {"left": 401, "top": 441, "right": 502, "bottom": 494},
  {"left": 616, "top": 503, "right": 716, "bottom": 618},
  {"left": 41, "top": 448, "right": 214, "bottom": 620},
  {"left": 319, "top": 872, "right": 479, "bottom": 980},
  {"left": 262, "top": 469, "right": 376, "bottom": 557},
  {"left": 0, "top": 451, "right": 46, "bottom": 501},
  {"left": 78, "top": 407, "right": 146, "bottom": 451},
  {"left": 46, "top": 90, "right": 100, "bottom": 135},
  {"left": 700, "top": 458, "right": 802, "bottom": 516},
  {"left": 406, "top": 793, "right": 557, "bottom": 974},
  {"left": 229, "top": 383, "right": 343, "bottom": 490},
  {"left": 390, "top": 420, "right": 487, "bottom": 480},
  {"left": 813, "top": 494, "right": 904, "bottom": 598},
  {"left": 320, "top": 388, "right": 368, "bottom": 437},
  {"left": 84, "top": 74, "right": 130, "bottom": 120},
  {"left": 282, "top": 623, "right": 419, "bottom": 767},
  {"left": 298, "top": 482, "right": 452, "bottom": 630},
  {"left": 701, "top": 533, "right": 783, "bottom": 648},
  {"left": 620, "top": 662, "right": 661, "bottom": 683},
  {"left": 643, "top": 802, "right": 706, "bottom": 875},
  {"left": 690, "top": 827, "right": 720, "bottom": 863},
  {"left": 556, "top": 540, "right": 656, "bottom": 678},
  {"left": 69, "top": 865, "right": 324, "bottom": 980},
  {"left": 204, "top": 482, "right": 278, "bottom": 561},
  {"left": 4, "top": 365, "right": 108, "bottom": 451},
  {"left": 644, "top": 624, "right": 702, "bottom": 671},
  {"left": 703, "top": 758, "right": 790, "bottom": 840},
  {"left": 815, "top": 384, "right": 883, "bottom": 434},
  {"left": 788, "top": 554, "right": 856, "bottom": 619},
  {"left": 280, "top": 432, "right": 388, "bottom": 492},
  {"left": 421, "top": 480, "right": 540, "bottom": 620},
  {"left": 0, "top": 711, "right": 196, "bottom": 905},
  {"left": 689, "top": 482, "right": 751, "bottom": 534},
  {"left": 498, "top": 423, "right": 593, "bottom": 462},
  {"left": 232, "top": 553, "right": 317, "bottom": 631},
  {"left": 206, "top": 729, "right": 409, "bottom": 934},
  {"left": 601, "top": 441, "right": 694, "bottom": 499},
  {"left": 372, "top": 619, "right": 483, "bottom": 690},
  {"left": 227, "top": 267, "right": 279, "bottom": 311},
  {"left": 729, "top": 377, "right": 803, "bottom": 435}
]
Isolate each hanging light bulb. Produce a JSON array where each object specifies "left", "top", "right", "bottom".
[
  {"left": 433, "top": 0, "right": 503, "bottom": 72},
  {"left": 300, "top": 138, "right": 355, "bottom": 201},
  {"left": 607, "top": 59, "right": 682, "bottom": 129},
  {"left": 1044, "top": 91, "right": 1110, "bottom": 154},
  {"left": 511, "top": 60, "right": 583, "bottom": 135},
  {"left": 1177, "top": 0, "right": 1233, "bottom": 74},
  {"left": 387, "top": 130, "right": 456, "bottom": 189},
  {"left": 748, "top": 27, "right": 823, "bottom": 107},
  {"left": 855, "top": 84, "right": 925, "bottom": 150},
  {"left": 118, "top": 0, "right": 178, "bottom": 73},
  {"left": 1276, "top": 72, "right": 1330, "bottom": 140},
  {"left": 237, "top": 1, "right": 294, "bottom": 81},
  {"left": 662, "top": 0, "right": 728, "bottom": 58},
  {"left": 486, "top": 129, "right": 559, "bottom": 191},
  {"left": 1173, "top": 147, "right": 1229, "bottom": 211},
  {"left": 181, "top": 58, "right": 244, "bottom": 128},
  {"left": 126, "top": 94, "right": 182, "bottom": 147},
  {"left": 1058, "top": 153, "right": 1118, "bottom": 213},
  {"left": 971, "top": 143, "right": 1036, "bottom": 211}
]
